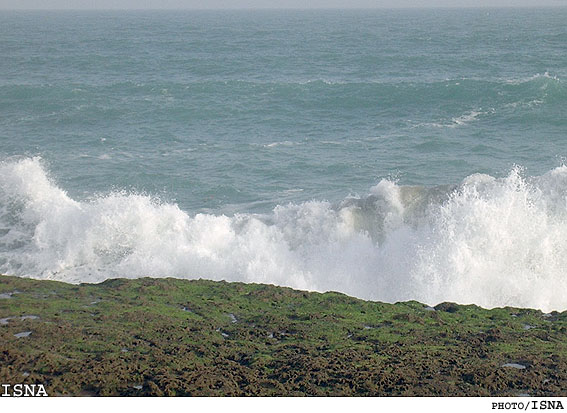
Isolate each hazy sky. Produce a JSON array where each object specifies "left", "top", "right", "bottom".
[{"left": 1, "top": 0, "right": 566, "bottom": 9}]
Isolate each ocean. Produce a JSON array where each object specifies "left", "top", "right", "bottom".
[{"left": 1, "top": 8, "right": 567, "bottom": 311}]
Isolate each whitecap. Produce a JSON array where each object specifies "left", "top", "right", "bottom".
[{"left": 2, "top": 157, "right": 567, "bottom": 312}]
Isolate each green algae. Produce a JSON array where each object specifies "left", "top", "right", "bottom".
[{"left": 1, "top": 274, "right": 566, "bottom": 396}]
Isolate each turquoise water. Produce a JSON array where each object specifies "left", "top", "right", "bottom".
[{"left": 2, "top": 9, "right": 567, "bottom": 310}]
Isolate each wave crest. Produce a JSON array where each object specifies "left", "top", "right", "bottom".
[{"left": 2, "top": 157, "right": 567, "bottom": 311}]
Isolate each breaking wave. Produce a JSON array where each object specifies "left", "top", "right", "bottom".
[{"left": 2, "top": 157, "right": 567, "bottom": 311}]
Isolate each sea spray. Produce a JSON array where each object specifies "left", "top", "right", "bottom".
[
  {"left": 411, "top": 167, "right": 567, "bottom": 310},
  {"left": 1, "top": 157, "right": 567, "bottom": 312}
]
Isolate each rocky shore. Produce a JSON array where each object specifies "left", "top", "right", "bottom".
[{"left": 1, "top": 275, "right": 566, "bottom": 396}]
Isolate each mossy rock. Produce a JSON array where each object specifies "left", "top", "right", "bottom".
[{"left": 1, "top": 275, "right": 566, "bottom": 396}]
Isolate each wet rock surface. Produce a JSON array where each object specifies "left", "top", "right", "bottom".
[{"left": 1, "top": 275, "right": 566, "bottom": 396}]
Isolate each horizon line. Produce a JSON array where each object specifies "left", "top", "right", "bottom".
[{"left": 1, "top": 5, "right": 567, "bottom": 11}]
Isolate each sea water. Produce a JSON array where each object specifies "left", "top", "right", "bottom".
[{"left": 1, "top": 8, "right": 567, "bottom": 311}]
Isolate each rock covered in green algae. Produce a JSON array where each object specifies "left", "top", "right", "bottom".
[{"left": 1, "top": 274, "right": 566, "bottom": 396}]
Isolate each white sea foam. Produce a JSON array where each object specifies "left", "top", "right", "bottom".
[
  {"left": 1, "top": 157, "right": 567, "bottom": 311},
  {"left": 504, "top": 72, "right": 561, "bottom": 85},
  {"left": 426, "top": 110, "right": 485, "bottom": 129},
  {"left": 410, "top": 110, "right": 486, "bottom": 129},
  {"left": 263, "top": 141, "right": 298, "bottom": 148},
  {"left": 450, "top": 110, "right": 483, "bottom": 126}
]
